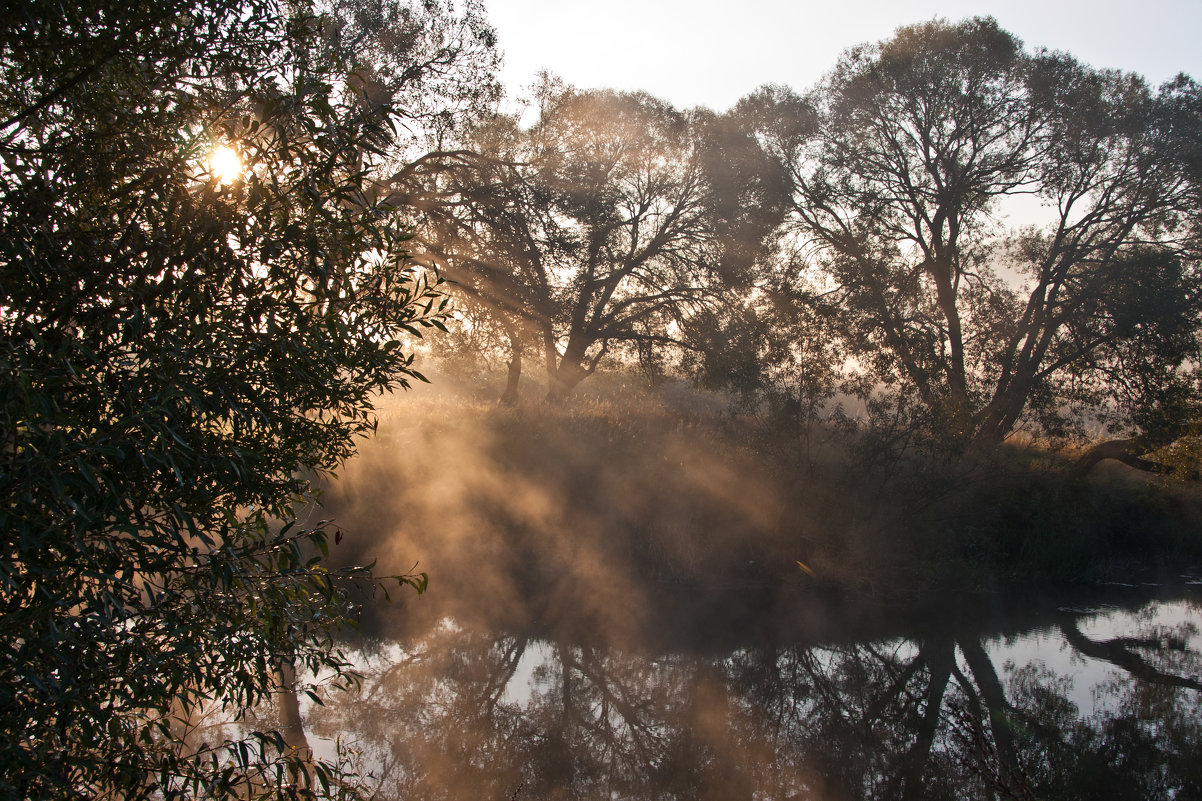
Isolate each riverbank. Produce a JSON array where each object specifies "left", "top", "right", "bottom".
[{"left": 316, "top": 379, "right": 1202, "bottom": 640}]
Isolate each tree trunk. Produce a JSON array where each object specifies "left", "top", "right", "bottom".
[
  {"left": 276, "top": 660, "right": 312, "bottom": 755},
  {"left": 930, "top": 257, "right": 973, "bottom": 434},
  {"left": 1075, "top": 435, "right": 1195, "bottom": 478},
  {"left": 545, "top": 336, "right": 591, "bottom": 402},
  {"left": 901, "top": 639, "right": 954, "bottom": 801},
  {"left": 545, "top": 361, "right": 587, "bottom": 403},
  {"left": 498, "top": 315, "right": 523, "bottom": 406},
  {"left": 1059, "top": 617, "right": 1202, "bottom": 691},
  {"left": 972, "top": 380, "right": 1033, "bottom": 448},
  {"left": 960, "top": 638, "right": 1020, "bottom": 790},
  {"left": 500, "top": 354, "right": 521, "bottom": 406}
]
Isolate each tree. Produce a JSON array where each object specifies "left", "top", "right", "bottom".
[
  {"left": 317, "top": 0, "right": 500, "bottom": 154},
  {"left": 754, "top": 18, "right": 1202, "bottom": 459},
  {"left": 415, "top": 80, "right": 788, "bottom": 402},
  {"left": 0, "top": 0, "right": 494, "bottom": 797}
]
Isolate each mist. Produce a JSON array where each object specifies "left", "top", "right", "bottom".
[
  {"left": 309, "top": 371, "right": 1200, "bottom": 651},
  {"left": 316, "top": 377, "right": 807, "bottom": 646},
  {"left": 295, "top": 374, "right": 1202, "bottom": 800}
]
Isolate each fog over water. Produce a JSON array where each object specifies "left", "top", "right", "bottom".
[
  {"left": 316, "top": 383, "right": 808, "bottom": 646},
  {"left": 263, "top": 383, "right": 1202, "bottom": 798}
]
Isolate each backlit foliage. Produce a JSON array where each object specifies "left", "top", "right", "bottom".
[{"left": 0, "top": 0, "right": 493, "bottom": 796}]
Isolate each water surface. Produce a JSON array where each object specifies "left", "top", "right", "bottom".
[{"left": 301, "top": 582, "right": 1202, "bottom": 800}]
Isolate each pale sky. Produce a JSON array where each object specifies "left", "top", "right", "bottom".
[{"left": 484, "top": 0, "right": 1202, "bottom": 111}]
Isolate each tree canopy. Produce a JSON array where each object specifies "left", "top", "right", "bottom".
[
  {"left": 0, "top": 0, "right": 494, "bottom": 796},
  {"left": 749, "top": 18, "right": 1202, "bottom": 454},
  {"left": 412, "top": 79, "right": 788, "bottom": 401},
  {"left": 396, "top": 18, "right": 1202, "bottom": 476}
]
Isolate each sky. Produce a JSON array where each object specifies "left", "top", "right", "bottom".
[{"left": 483, "top": 0, "right": 1202, "bottom": 111}]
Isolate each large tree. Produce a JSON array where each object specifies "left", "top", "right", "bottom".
[
  {"left": 318, "top": 0, "right": 500, "bottom": 153},
  {"left": 414, "top": 80, "right": 788, "bottom": 402},
  {"left": 753, "top": 18, "right": 1202, "bottom": 458},
  {"left": 0, "top": 0, "right": 493, "bottom": 796}
]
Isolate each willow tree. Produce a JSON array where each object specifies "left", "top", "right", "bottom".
[
  {"left": 0, "top": 0, "right": 493, "bottom": 796},
  {"left": 414, "top": 80, "right": 788, "bottom": 402},
  {"left": 755, "top": 18, "right": 1202, "bottom": 459}
]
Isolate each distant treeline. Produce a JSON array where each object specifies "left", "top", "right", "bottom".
[{"left": 386, "top": 17, "right": 1202, "bottom": 476}]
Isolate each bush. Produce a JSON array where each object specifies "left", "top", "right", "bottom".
[{"left": 0, "top": 1, "right": 492, "bottom": 796}]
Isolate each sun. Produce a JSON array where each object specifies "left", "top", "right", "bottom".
[{"left": 207, "top": 144, "right": 243, "bottom": 184}]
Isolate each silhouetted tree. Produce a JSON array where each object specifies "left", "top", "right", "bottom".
[
  {"left": 319, "top": 0, "right": 499, "bottom": 148},
  {"left": 415, "top": 79, "right": 788, "bottom": 402},
  {"left": 750, "top": 18, "right": 1202, "bottom": 462}
]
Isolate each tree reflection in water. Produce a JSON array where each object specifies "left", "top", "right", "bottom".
[{"left": 307, "top": 592, "right": 1202, "bottom": 800}]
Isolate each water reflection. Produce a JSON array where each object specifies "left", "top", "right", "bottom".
[{"left": 303, "top": 586, "right": 1201, "bottom": 800}]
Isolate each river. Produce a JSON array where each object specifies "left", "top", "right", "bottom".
[
  {"left": 246, "top": 395, "right": 1202, "bottom": 798},
  {"left": 276, "top": 579, "right": 1202, "bottom": 800}
]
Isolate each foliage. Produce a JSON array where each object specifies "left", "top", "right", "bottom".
[
  {"left": 413, "top": 77, "right": 789, "bottom": 401},
  {"left": 0, "top": 0, "right": 493, "bottom": 796},
  {"left": 317, "top": 0, "right": 500, "bottom": 151},
  {"left": 749, "top": 18, "right": 1202, "bottom": 457}
]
